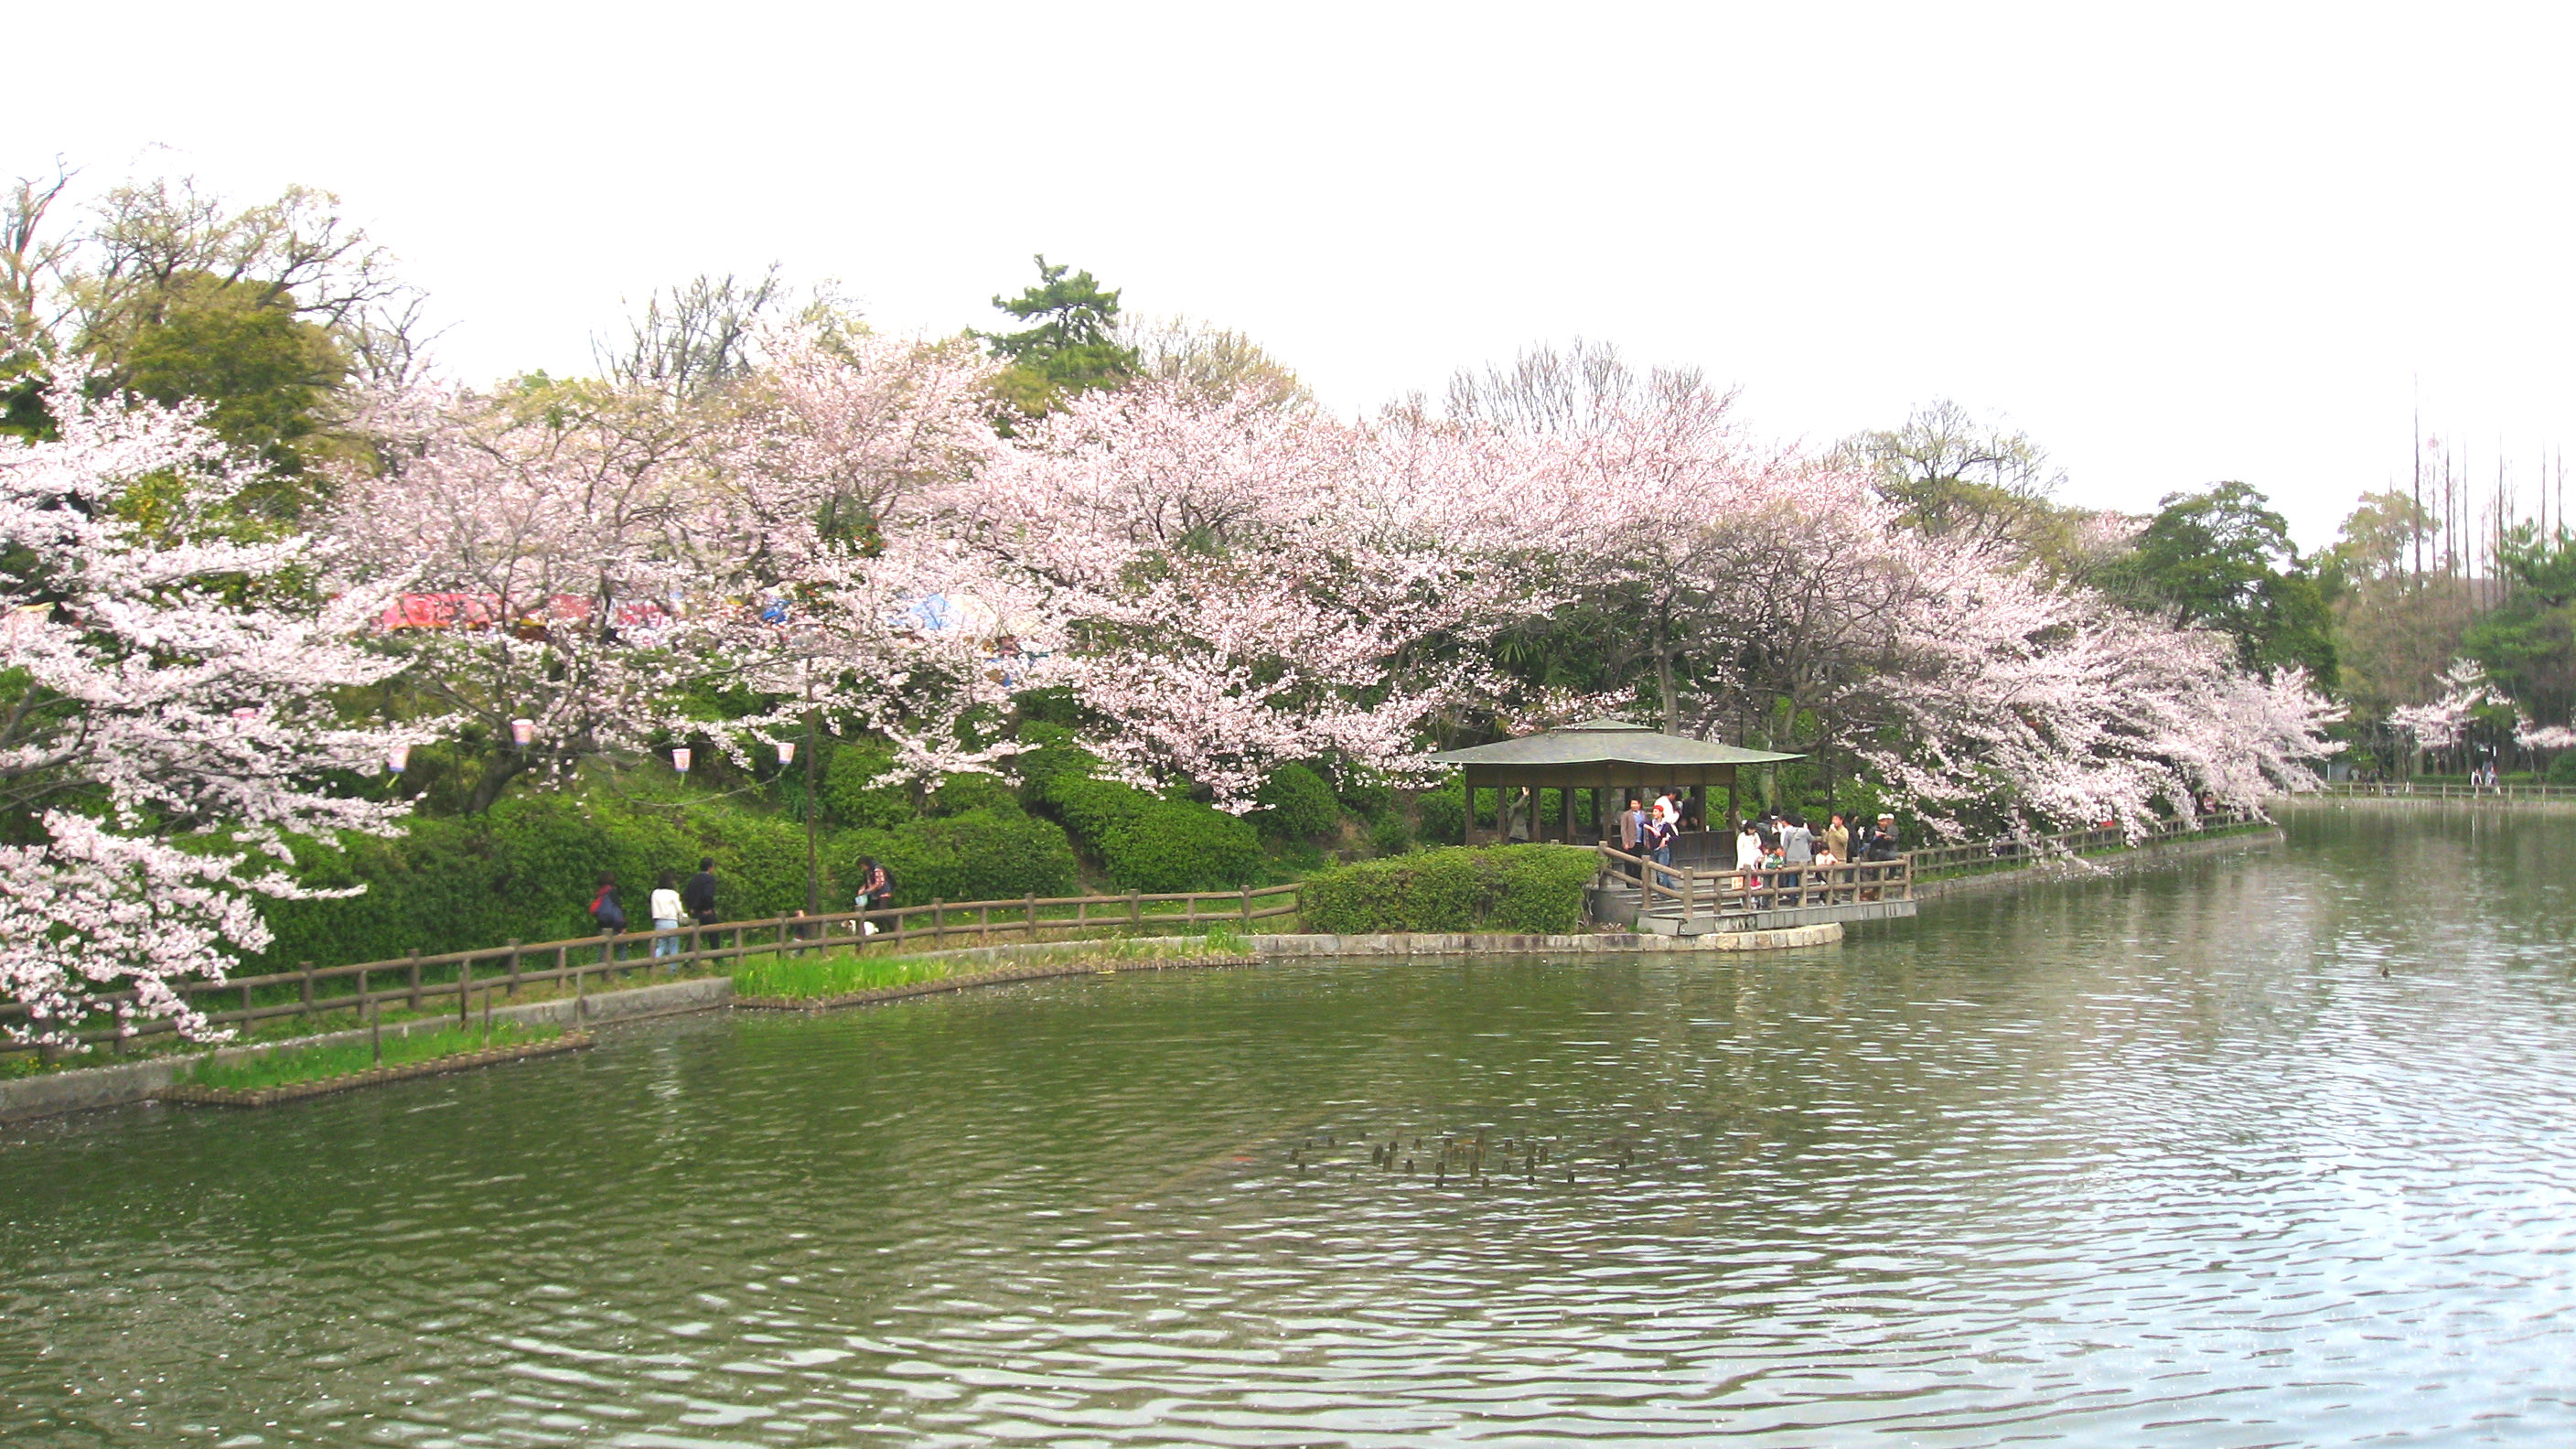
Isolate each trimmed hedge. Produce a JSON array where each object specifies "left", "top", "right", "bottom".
[
  {"left": 252, "top": 795, "right": 707, "bottom": 971},
  {"left": 842, "top": 805, "right": 1079, "bottom": 908},
  {"left": 1415, "top": 781, "right": 1466, "bottom": 844},
  {"left": 1299, "top": 844, "right": 1598, "bottom": 934},
  {"left": 1046, "top": 775, "right": 1262, "bottom": 892},
  {"left": 820, "top": 744, "right": 917, "bottom": 829},
  {"left": 1254, "top": 763, "right": 1340, "bottom": 839}
]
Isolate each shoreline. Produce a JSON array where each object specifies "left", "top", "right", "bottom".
[{"left": 3, "top": 821, "right": 2288, "bottom": 1128}]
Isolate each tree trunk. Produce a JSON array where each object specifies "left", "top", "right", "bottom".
[
  {"left": 1654, "top": 606, "right": 1680, "bottom": 734},
  {"left": 466, "top": 751, "right": 532, "bottom": 814}
]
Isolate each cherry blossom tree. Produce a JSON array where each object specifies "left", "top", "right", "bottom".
[
  {"left": 336, "top": 329, "right": 1044, "bottom": 808},
  {"left": 2388, "top": 659, "right": 2493, "bottom": 758},
  {"left": 0, "top": 379, "right": 413, "bottom": 1044},
  {"left": 1433, "top": 347, "right": 2340, "bottom": 835},
  {"left": 950, "top": 380, "right": 1540, "bottom": 807},
  {"left": 329, "top": 378, "right": 713, "bottom": 810}
]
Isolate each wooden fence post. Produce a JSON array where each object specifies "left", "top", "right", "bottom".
[
  {"left": 407, "top": 950, "right": 422, "bottom": 1011},
  {"left": 932, "top": 899, "right": 945, "bottom": 948},
  {"left": 1240, "top": 886, "right": 1251, "bottom": 927},
  {"left": 458, "top": 953, "right": 472, "bottom": 1027},
  {"left": 506, "top": 939, "right": 521, "bottom": 999},
  {"left": 1129, "top": 891, "right": 1142, "bottom": 931},
  {"left": 1025, "top": 893, "right": 1037, "bottom": 939},
  {"left": 300, "top": 961, "right": 314, "bottom": 1017}
]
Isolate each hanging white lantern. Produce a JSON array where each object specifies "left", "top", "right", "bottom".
[
  {"left": 386, "top": 743, "right": 412, "bottom": 774},
  {"left": 777, "top": 740, "right": 797, "bottom": 766},
  {"left": 671, "top": 746, "right": 692, "bottom": 772},
  {"left": 510, "top": 718, "right": 536, "bottom": 748}
]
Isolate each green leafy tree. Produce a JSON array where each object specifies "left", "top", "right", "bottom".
[
  {"left": 119, "top": 272, "right": 348, "bottom": 477},
  {"left": 2463, "top": 523, "right": 2576, "bottom": 724},
  {"left": 975, "top": 254, "right": 1138, "bottom": 417},
  {"left": 2326, "top": 490, "right": 2475, "bottom": 721},
  {"left": 2111, "top": 481, "right": 2338, "bottom": 685},
  {"left": 1832, "top": 399, "right": 2062, "bottom": 558}
]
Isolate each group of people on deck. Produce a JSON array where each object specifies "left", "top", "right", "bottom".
[{"left": 1616, "top": 793, "right": 1901, "bottom": 899}]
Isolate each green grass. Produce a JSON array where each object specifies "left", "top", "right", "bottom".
[
  {"left": 182, "top": 1020, "right": 564, "bottom": 1092},
  {"left": 732, "top": 927, "right": 1254, "bottom": 1002}
]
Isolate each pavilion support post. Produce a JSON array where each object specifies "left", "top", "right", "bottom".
[{"left": 1559, "top": 787, "right": 1573, "bottom": 844}]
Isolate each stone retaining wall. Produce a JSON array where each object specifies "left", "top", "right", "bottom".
[{"left": 1250, "top": 925, "right": 1843, "bottom": 955}]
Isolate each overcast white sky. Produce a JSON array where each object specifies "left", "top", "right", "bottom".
[{"left": 15, "top": 2, "right": 2575, "bottom": 546}]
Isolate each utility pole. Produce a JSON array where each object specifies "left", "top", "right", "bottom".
[{"left": 803, "top": 674, "right": 821, "bottom": 918}]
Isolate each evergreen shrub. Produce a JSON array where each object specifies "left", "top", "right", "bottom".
[
  {"left": 1336, "top": 774, "right": 1394, "bottom": 821},
  {"left": 2551, "top": 753, "right": 2576, "bottom": 786},
  {"left": 927, "top": 771, "right": 1015, "bottom": 816},
  {"left": 1253, "top": 763, "right": 1340, "bottom": 839},
  {"left": 820, "top": 744, "right": 916, "bottom": 829},
  {"left": 1299, "top": 844, "right": 1597, "bottom": 935},
  {"left": 1414, "top": 781, "right": 1465, "bottom": 844},
  {"left": 1046, "top": 776, "right": 1262, "bottom": 891},
  {"left": 1014, "top": 724, "right": 1103, "bottom": 807},
  {"left": 843, "top": 805, "right": 1079, "bottom": 907},
  {"left": 253, "top": 795, "right": 702, "bottom": 971},
  {"left": 1368, "top": 812, "right": 1413, "bottom": 856}
]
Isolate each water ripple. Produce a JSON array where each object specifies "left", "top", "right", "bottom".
[{"left": 5, "top": 809, "right": 2575, "bottom": 1444}]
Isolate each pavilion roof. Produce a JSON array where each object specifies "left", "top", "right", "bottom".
[{"left": 1424, "top": 716, "right": 1803, "bottom": 769}]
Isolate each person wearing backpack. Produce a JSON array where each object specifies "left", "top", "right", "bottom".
[
  {"left": 854, "top": 856, "right": 894, "bottom": 936},
  {"left": 589, "top": 871, "right": 626, "bottom": 962}
]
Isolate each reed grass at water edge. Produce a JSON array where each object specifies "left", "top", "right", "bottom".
[
  {"left": 731, "top": 927, "right": 1254, "bottom": 1002},
  {"left": 182, "top": 1021, "right": 566, "bottom": 1092}
]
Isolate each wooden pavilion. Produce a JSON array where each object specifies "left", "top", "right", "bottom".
[{"left": 1425, "top": 716, "right": 1803, "bottom": 853}]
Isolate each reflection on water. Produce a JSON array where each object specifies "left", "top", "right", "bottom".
[{"left": 5, "top": 808, "right": 2575, "bottom": 1445}]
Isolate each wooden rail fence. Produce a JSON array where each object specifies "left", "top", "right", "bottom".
[
  {"left": 3, "top": 884, "right": 1301, "bottom": 1065},
  {"left": 1594, "top": 844, "right": 1915, "bottom": 917},
  {"left": 1901, "top": 807, "right": 2268, "bottom": 877},
  {"left": 2308, "top": 781, "right": 2576, "bottom": 802}
]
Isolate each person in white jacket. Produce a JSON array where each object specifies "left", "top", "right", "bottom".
[{"left": 649, "top": 871, "right": 685, "bottom": 963}]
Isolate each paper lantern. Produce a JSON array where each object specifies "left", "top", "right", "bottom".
[
  {"left": 671, "top": 746, "right": 692, "bottom": 772},
  {"left": 510, "top": 718, "right": 535, "bottom": 747},
  {"left": 777, "top": 740, "right": 797, "bottom": 765},
  {"left": 386, "top": 743, "right": 412, "bottom": 774}
]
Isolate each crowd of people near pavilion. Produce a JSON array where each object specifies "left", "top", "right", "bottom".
[{"left": 1611, "top": 789, "right": 1905, "bottom": 905}]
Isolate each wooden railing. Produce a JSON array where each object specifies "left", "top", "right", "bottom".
[
  {"left": 1594, "top": 845, "right": 1914, "bottom": 917},
  {"left": 2309, "top": 781, "right": 2576, "bottom": 802},
  {"left": 2, "top": 884, "right": 1301, "bottom": 1064},
  {"left": 1905, "top": 808, "right": 2265, "bottom": 877}
]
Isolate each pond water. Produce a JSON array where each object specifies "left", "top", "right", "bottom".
[{"left": 5, "top": 807, "right": 2575, "bottom": 1446}]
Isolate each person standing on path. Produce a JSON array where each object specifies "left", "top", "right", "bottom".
[
  {"left": 1643, "top": 810, "right": 1678, "bottom": 892},
  {"left": 854, "top": 855, "right": 894, "bottom": 936},
  {"left": 649, "top": 871, "right": 684, "bottom": 964},
  {"left": 682, "top": 856, "right": 719, "bottom": 928},
  {"left": 1618, "top": 798, "right": 1647, "bottom": 880},
  {"left": 1780, "top": 815, "right": 1814, "bottom": 907},
  {"left": 589, "top": 872, "right": 626, "bottom": 963},
  {"left": 1825, "top": 813, "right": 1850, "bottom": 862}
]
